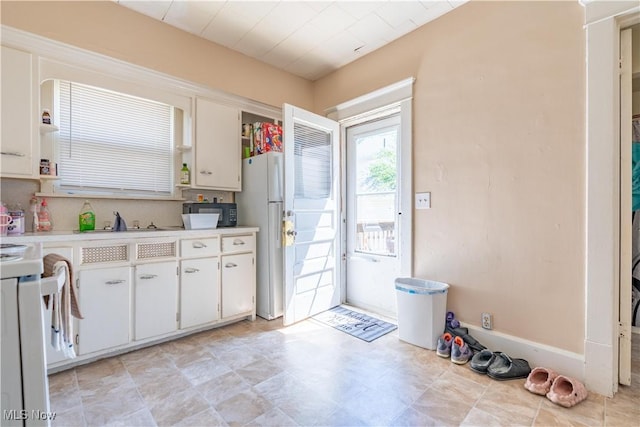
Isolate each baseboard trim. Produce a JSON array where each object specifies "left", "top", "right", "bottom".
[{"left": 463, "top": 324, "right": 585, "bottom": 382}]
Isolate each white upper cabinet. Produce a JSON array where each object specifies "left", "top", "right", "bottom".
[
  {"left": 194, "top": 98, "right": 241, "bottom": 191},
  {"left": 1, "top": 45, "right": 36, "bottom": 178}
]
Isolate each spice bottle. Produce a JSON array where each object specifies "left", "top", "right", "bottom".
[
  {"left": 42, "top": 109, "right": 51, "bottom": 125},
  {"left": 180, "top": 163, "right": 190, "bottom": 185}
]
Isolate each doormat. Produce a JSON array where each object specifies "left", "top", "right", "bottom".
[{"left": 313, "top": 306, "right": 397, "bottom": 342}]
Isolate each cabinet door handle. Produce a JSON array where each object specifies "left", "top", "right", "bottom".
[
  {"left": 184, "top": 267, "right": 200, "bottom": 273},
  {"left": 192, "top": 242, "right": 207, "bottom": 248},
  {"left": 138, "top": 274, "right": 158, "bottom": 280},
  {"left": 1, "top": 151, "right": 26, "bottom": 157},
  {"left": 233, "top": 240, "right": 245, "bottom": 246},
  {"left": 199, "top": 170, "right": 213, "bottom": 175},
  {"left": 105, "top": 279, "right": 126, "bottom": 285},
  {"left": 225, "top": 263, "right": 238, "bottom": 268}
]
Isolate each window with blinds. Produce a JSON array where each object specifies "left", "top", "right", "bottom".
[
  {"left": 293, "top": 122, "right": 332, "bottom": 199},
  {"left": 57, "top": 81, "right": 174, "bottom": 196}
]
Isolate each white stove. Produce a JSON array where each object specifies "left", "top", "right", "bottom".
[{"left": 1, "top": 243, "right": 55, "bottom": 427}]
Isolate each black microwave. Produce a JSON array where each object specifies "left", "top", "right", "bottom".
[{"left": 182, "top": 202, "right": 237, "bottom": 227}]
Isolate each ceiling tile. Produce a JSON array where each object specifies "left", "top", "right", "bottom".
[
  {"left": 309, "top": 3, "right": 357, "bottom": 34},
  {"left": 374, "top": 1, "right": 428, "bottom": 28},
  {"left": 383, "top": 19, "right": 419, "bottom": 43},
  {"left": 267, "top": 1, "right": 318, "bottom": 26},
  {"left": 289, "top": 53, "right": 334, "bottom": 81},
  {"left": 118, "top": 0, "right": 172, "bottom": 20},
  {"left": 347, "top": 12, "right": 394, "bottom": 44},
  {"left": 234, "top": 31, "right": 279, "bottom": 58},
  {"left": 162, "top": 1, "right": 225, "bottom": 34},
  {"left": 413, "top": 1, "right": 454, "bottom": 25},
  {"left": 316, "top": 31, "right": 366, "bottom": 59},
  {"left": 336, "top": 1, "right": 386, "bottom": 20},
  {"left": 201, "top": 8, "right": 254, "bottom": 48}
]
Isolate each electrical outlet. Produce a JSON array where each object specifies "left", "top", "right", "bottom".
[
  {"left": 415, "top": 192, "right": 431, "bottom": 209},
  {"left": 481, "top": 312, "right": 492, "bottom": 330}
]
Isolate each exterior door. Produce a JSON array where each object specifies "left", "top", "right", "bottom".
[
  {"left": 345, "top": 115, "right": 402, "bottom": 317},
  {"left": 282, "top": 104, "right": 341, "bottom": 326}
]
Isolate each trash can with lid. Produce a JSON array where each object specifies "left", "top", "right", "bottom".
[{"left": 395, "top": 277, "right": 449, "bottom": 350}]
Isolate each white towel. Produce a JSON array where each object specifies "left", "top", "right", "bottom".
[{"left": 43, "top": 254, "right": 83, "bottom": 359}]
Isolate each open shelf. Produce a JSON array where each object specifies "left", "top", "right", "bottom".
[{"left": 39, "top": 123, "right": 59, "bottom": 134}]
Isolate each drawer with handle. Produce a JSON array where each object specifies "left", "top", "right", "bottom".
[
  {"left": 221, "top": 235, "right": 255, "bottom": 254},
  {"left": 180, "top": 237, "right": 220, "bottom": 258}
]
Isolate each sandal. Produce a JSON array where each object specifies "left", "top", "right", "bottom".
[
  {"left": 546, "top": 375, "right": 588, "bottom": 407},
  {"left": 524, "top": 367, "right": 558, "bottom": 395},
  {"left": 486, "top": 352, "right": 531, "bottom": 381},
  {"left": 469, "top": 349, "right": 497, "bottom": 374}
]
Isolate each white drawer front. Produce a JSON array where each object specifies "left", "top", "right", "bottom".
[
  {"left": 180, "top": 237, "right": 220, "bottom": 258},
  {"left": 222, "top": 235, "right": 255, "bottom": 254}
]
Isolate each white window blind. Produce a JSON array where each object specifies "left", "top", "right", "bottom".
[{"left": 58, "top": 81, "right": 174, "bottom": 195}]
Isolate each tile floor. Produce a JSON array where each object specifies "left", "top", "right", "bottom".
[{"left": 49, "top": 316, "right": 640, "bottom": 427}]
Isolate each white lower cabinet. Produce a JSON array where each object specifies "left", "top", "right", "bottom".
[
  {"left": 221, "top": 252, "right": 255, "bottom": 319},
  {"left": 77, "top": 266, "right": 131, "bottom": 355},
  {"left": 36, "top": 229, "right": 256, "bottom": 369},
  {"left": 180, "top": 257, "right": 219, "bottom": 329},
  {"left": 134, "top": 261, "right": 178, "bottom": 340}
]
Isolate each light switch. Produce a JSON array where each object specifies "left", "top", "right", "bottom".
[{"left": 415, "top": 192, "right": 431, "bottom": 209}]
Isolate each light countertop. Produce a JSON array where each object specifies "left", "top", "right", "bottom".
[{"left": 0, "top": 226, "right": 259, "bottom": 244}]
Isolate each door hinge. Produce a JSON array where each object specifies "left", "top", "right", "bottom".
[
  {"left": 76, "top": 278, "right": 80, "bottom": 289},
  {"left": 176, "top": 266, "right": 179, "bottom": 276},
  {"left": 75, "top": 334, "right": 79, "bottom": 345},
  {"left": 176, "top": 312, "right": 180, "bottom": 322}
]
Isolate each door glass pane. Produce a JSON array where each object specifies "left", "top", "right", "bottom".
[
  {"left": 355, "top": 126, "right": 398, "bottom": 256},
  {"left": 294, "top": 122, "right": 331, "bottom": 199}
]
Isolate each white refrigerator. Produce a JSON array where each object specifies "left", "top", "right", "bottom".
[{"left": 236, "top": 152, "right": 284, "bottom": 320}]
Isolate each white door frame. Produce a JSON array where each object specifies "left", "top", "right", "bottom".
[
  {"left": 326, "top": 79, "right": 414, "bottom": 306},
  {"left": 582, "top": 0, "right": 640, "bottom": 397},
  {"left": 619, "top": 27, "right": 633, "bottom": 386}
]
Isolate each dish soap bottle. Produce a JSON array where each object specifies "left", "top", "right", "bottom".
[
  {"left": 37, "top": 198, "right": 52, "bottom": 231},
  {"left": 79, "top": 200, "right": 96, "bottom": 231},
  {"left": 180, "top": 163, "right": 190, "bottom": 185}
]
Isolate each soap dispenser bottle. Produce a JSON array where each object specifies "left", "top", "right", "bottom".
[
  {"left": 37, "top": 198, "right": 52, "bottom": 231},
  {"left": 79, "top": 200, "right": 96, "bottom": 231}
]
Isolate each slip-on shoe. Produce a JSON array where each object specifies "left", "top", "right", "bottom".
[
  {"left": 546, "top": 375, "right": 588, "bottom": 408},
  {"left": 469, "top": 349, "right": 497, "bottom": 374},
  {"left": 524, "top": 367, "right": 558, "bottom": 395},
  {"left": 486, "top": 352, "right": 531, "bottom": 381}
]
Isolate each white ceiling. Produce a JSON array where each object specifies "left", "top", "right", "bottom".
[{"left": 114, "top": 0, "right": 467, "bottom": 81}]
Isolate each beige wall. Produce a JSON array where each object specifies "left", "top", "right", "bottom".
[
  {"left": 2, "top": 1, "right": 587, "bottom": 353},
  {"left": 316, "top": 1, "right": 586, "bottom": 353},
  {"left": 0, "top": 1, "right": 314, "bottom": 110}
]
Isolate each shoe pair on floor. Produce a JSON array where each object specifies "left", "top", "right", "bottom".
[
  {"left": 524, "top": 367, "right": 588, "bottom": 408},
  {"left": 469, "top": 349, "right": 532, "bottom": 381},
  {"left": 436, "top": 332, "right": 473, "bottom": 364}
]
